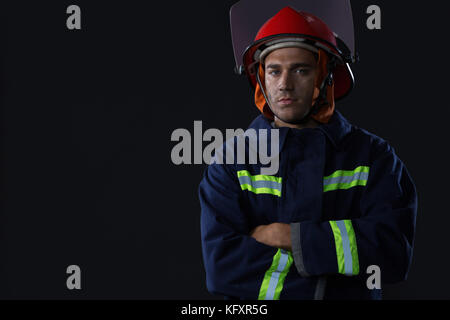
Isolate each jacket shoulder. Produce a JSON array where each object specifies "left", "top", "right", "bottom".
[{"left": 347, "top": 124, "right": 393, "bottom": 156}]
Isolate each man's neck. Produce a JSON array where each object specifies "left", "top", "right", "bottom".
[{"left": 274, "top": 116, "right": 320, "bottom": 130}]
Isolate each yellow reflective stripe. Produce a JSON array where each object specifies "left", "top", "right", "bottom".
[
  {"left": 324, "top": 166, "right": 369, "bottom": 179},
  {"left": 323, "top": 166, "right": 370, "bottom": 192},
  {"left": 323, "top": 179, "right": 367, "bottom": 192},
  {"left": 344, "top": 220, "right": 360, "bottom": 275},
  {"left": 258, "top": 249, "right": 293, "bottom": 300},
  {"left": 329, "top": 221, "right": 345, "bottom": 274},
  {"left": 237, "top": 170, "right": 282, "bottom": 197},
  {"left": 329, "top": 220, "right": 359, "bottom": 276},
  {"left": 240, "top": 184, "right": 281, "bottom": 197},
  {"left": 237, "top": 170, "right": 282, "bottom": 183}
]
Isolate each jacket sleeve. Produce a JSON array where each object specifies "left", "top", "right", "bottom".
[
  {"left": 291, "top": 142, "right": 418, "bottom": 283},
  {"left": 199, "top": 162, "right": 292, "bottom": 299}
]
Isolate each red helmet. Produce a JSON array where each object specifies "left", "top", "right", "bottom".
[{"left": 242, "top": 6, "right": 354, "bottom": 101}]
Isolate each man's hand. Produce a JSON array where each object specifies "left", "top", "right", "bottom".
[{"left": 250, "top": 223, "right": 292, "bottom": 251}]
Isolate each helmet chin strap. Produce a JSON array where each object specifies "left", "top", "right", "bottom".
[{"left": 256, "top": 62, "right": 334, "bottom": 125}]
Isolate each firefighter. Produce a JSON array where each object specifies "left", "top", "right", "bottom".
[{"left": 199, "top": 6, "right": 417, "bottom": 300}]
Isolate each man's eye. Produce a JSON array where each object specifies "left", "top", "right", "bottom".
[
  {"left": 295, "top": 69, "right": 309, "bottom": 75},
  {"left": 269, "top": 70, "right": 280, "bottom": 75}
]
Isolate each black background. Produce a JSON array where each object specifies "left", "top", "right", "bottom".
[{"left": 1, "top": 0, "right": 448, "bottom": 299}]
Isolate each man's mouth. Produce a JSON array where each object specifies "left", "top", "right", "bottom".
[{"left": 278, "top": 98, "right": 296, "bottom": 105}]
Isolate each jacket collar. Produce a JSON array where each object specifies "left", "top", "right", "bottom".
[
  {"left": 248, "top": 110, "right": 353, "bottom": 150},
  {"left": 316, "top": 110, "right": 353, "bottom": 149}
]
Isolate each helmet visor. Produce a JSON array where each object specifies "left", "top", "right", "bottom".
[{"left": 230, "top": 0, "right": 355, "bottom": 73}]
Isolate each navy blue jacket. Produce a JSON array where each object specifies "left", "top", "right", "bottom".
[{"left": 199, "top": 110, "right": 417, "bottom": 300}]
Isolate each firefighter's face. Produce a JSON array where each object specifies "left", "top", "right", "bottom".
[{"left": 264, "top": 47, "right": 318, "bottom": 124}]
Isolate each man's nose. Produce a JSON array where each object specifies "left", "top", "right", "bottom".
[{"left": 279, "top": 71, "right": 294, "bottom": 91}]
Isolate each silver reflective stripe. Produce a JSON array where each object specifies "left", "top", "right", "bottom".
[
  {"left": 323, "top": 171, "right": 369, "bottom": 186},
  {"left": 336, "top": 220, "right": 353, "bottom": 275},
  {"left": 290, "top": 223, "right": 310, "bottom": 277},
  {"left": 237, "top": 176, "right": 282, "bottom": 190},
  {"left": 314, "top": 276, "right": 327, "bottom": 300},
  {"left": 265, "top": 250, "right": 289, "bottom": 300}
]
